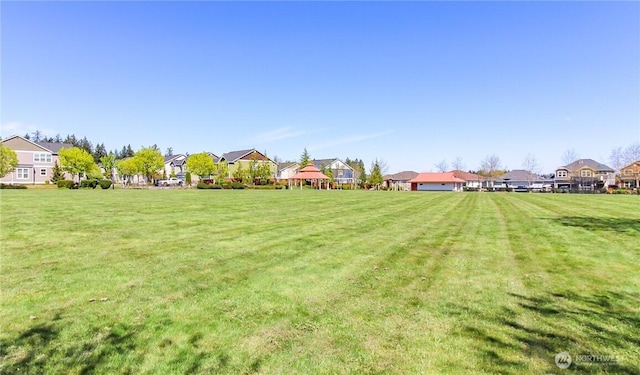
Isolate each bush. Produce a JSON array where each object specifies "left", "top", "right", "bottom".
[
  {"left": 222, "top": 183, "right": 232, "bottom": 189},
  {"left": 197, "top": 182, "right": 210, "bottom": 189},
  {"left": 231, "top": 182, "right": 245, "bottom": 189},
  {"left": 80, "top": 179, "right": 99, "bottom": 189},
  {"left": 99, "top": 179, "right": 112, "bottom": 189},
  {"left": 0, "top": 183, "right": 27, "bottom": 189},
  {"left": 57, "top": 180, "right": 77, "bottom": 189}
]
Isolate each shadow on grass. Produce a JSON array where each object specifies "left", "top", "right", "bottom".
[
  {"left": 456, "top": 290, "right": 640, "bottom": 374},
  {"left": 0, "top": 318, "right": 140, "bottom": 374},
  {"left": 551, "top": 216, "right": 640, "bottom": 233}
]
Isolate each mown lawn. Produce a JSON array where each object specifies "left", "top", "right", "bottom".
[{"left": 1, "top": 189, "right": 638, "bottom": 374}]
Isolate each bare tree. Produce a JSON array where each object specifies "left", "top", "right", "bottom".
[
  {"left": 623, "top": 142, "right": 640, "bottom": 165},
  {"left": 480, "top": 154, "right": 502, "bottom": 187},
  {"left": 435, "top": 159, "right": 448, "bottom": 173},
  {"left": 609, "top": 146, "right": 624, "bottom": 173},
  {"left": 522, "top": 153, "right": 539, "bottom": 188},
  {"left": 451, "top": 157, "right": 465, "bottom": 171},
  {"left": 561, "top": 149, "right": 579, "bottom": 166},
  {"left": 31, "top": 130, "right": 43, "bottom": 142}
]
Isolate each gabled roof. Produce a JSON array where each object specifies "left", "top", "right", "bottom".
[
  {"left": 409, "top": 172, "right": 466, "bottom": 184},
  {"left": 164, "top": 154, "right": 186, "bottom": 163},
  {"left": 312, "top": 158, "right": 354, "bottom": 171},
  {"left": 1, "top": 135, "right": 71, "bottom": 153},
  {"left": 278, "top": 162, "right": 299, "bottom": 170},
  {"left": 500, "top": 170, "right": 540, "bottom": 181},
  {"left": 559, "top": 159, "right": 614, "bottom": 173},
  {"left": 449, "top": 170, "right": 486, "bottom": 182},
  {"left": 383, "top": 171, "right": 418, "bottom": 181},
  {"left": 221, "top": 149, "right": 273, "bottom": 163}
]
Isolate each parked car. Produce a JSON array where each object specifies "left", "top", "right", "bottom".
[{"left": 155, "top": 177, "right": 183, "bottom": 187}]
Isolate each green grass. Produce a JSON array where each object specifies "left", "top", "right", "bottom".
[{"left": 1, "top": 190, "right": 639, "bottom": 374}]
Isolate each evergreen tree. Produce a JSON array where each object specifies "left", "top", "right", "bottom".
[
  {"left": 300, "top": 148, "right": 311, "bottom": 167},
  {"left": 369, "top": 159, "right": 383, "bottom": 188},
  {"left": 358, "top": 159, "right": 367, "bottom": 187},
  {"left": 50, "top": 161, "right": 65, "bottom": 183},
  {"left": 93, "top": 143, "right": 107, "bottom": 163},
  {"left": 125, "top": 144, "right": 134, "bottom": 157}
]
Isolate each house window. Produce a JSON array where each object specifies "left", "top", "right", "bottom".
[
  {"left": 624, "top": 169, "right": 633, "bottom": 176},
  {"left": 556, "top": 171, "right": 567, "bottom": 178},
  {"left": 580, "top": 170, "right": 592, "bottom": 177},
  {"left": 34, "top": 153, "right": 52, "bottom": 163},
  {"left": 40, "top": 169, "right": 47, "bottom": 176},
  {"left": 17, "top": 168, "right": 29, "bottom": 179}
]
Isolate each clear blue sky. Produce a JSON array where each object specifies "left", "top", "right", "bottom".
[{"left": 2, "top": 1, "right": 639, "bottom": 174}]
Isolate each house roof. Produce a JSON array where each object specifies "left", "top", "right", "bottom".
[
  {"left": 559, "top": 159, "right": 614, "bottom": 172},
  {"left": 221, "top": 149, "right": 256, "bottom": 162},
  {"left": 500, "top": 169, "right": 540, "bottom": 181},
  {"left": 312, "top": 158, "right": 354, "bottom": 171},
  {"left": 164, "top": 154, "right": 185, "bottom": 163},
  {"left": 35, "top": 141, "right": 74, "bottom": 153},
  {"left": 383, "top": 171, "right": 418, "bottom": 181},
  {"left": 278, "top": 162, "right": 299, "bottom": 170},
  {"left": 450, "top": 170, "right": 486, "bottom": 181},
  {"left": 290, "top": 163, "right": 330, "bottom": 180},
  {"left": 409, "top": 172, "right": 466, "bottom": 184},
  {"left": 1, "top": 135, "right": 72, "bottom": 153}
]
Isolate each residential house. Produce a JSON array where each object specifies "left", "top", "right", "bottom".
[
  {"left": 312, "top": 158, "right": 356, "bottom": 185},
  {"left": 497, "top": 170, "right": 553, "bottom": 191},
  {"left": 619, "top": 161, "right": 640, "bottom": 189},
  {"left": 554, "top": 159, "right": 615, "bottom": 191},
  {"left": 218, "top": 149, "right": 276, "bottom": 180},
  {"left": 450, "top": 170, "right": 486, "bottom": 189},
  {"left": 164, "top": 154, "right": 188, "bottom": 179},
  {"left": 382, "top": 171, "right": 418, "bottom": 191},
  {"left": 0, "top": 135, "right": 72, "bottom": 184},
  {"left": 409, "top": 172, "right": 465, "bottom": 191},
  {"left": 276, "top": 162, "right": 300, "bottom": 182}
]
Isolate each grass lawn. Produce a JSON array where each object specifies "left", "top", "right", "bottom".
[{"left": 1, "top": 189, "right": 639, "bottom": 374}]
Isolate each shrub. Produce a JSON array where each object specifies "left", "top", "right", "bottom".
[
  {"left": 210, "top": 184, "right": 222, "bottom": 189},
  {"left": 57, "top": 180, "right": 77, "bottom": 189},
  {"left": 99, "top": 179, "right": 112, "bottom": 189},
  {"left": 231, "top": 182, "right": 245, "bottom": 189},
  {"left": 0, "top": 183, "right": 27, "bottom": 189},
  {"left": 197, "top": 182, "right": 210, "bottom": 189},
  {"left": 80, "top": 179, "right": 99, "bottom": 189}
]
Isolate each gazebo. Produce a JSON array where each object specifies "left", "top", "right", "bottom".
[{"left": 289, "top": 163, "right": 331, "bottom": 190}]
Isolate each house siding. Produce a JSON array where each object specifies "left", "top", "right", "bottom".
[{"left": 1, "top": 136, "right": 67, "bottom": 184}]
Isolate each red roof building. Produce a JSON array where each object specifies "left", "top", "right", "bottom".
[
  {"left": 408, "top": 172, "right": 465, "bottom": 191},
  {"left": 289, "top": 163, "right": 331, "bottom": 190}
]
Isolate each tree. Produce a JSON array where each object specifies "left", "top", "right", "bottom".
[
  {"left": 133, "top": 147, "right": 164, "bottom": 184},
  {"left": 31, "top": 130, "right": 44, "bottom": 142},
  {"left": 257, "top": 161, "right": 273, "bottom": 181},
  {"left": 358, "top": 159, "right": 367, "bottom": 187},
  {"left": 623, "top": 142, "right": 640, "bottom": 165},
  {"left": 59, "top": 147, "right": 96, "bottom": 183},
  {"left": 522, "top": 153, "right": 539, "bottom": 188},
  {"left": 480, "top": 154, "right": 503, "bottom": 186},
  {"left": 100, "top": 153, "right": 117, "bottom": 188},
  {"left": 452, "top": 157, "right": 465, "bottom": 171},
  {"left": 116, "top": 158, "right": 139, "bottom": 186},
  {"left": 0, "top": 144, "right": 19, "bottom": 178},
  {"left": 300, "top": 148, "right": 311, "bottom": 168},
  {"left": 93, "top": 143, "right": 107, "bottom": 163},
  {"left": 248, "top": 151, "right": 260, "bottom": 184},
  {"left": 185, "top": 171, "right": 192, "bottom": 186},
  {"left": 78, "top": 137, "right": 93, "bottom": 155},
  {"left": 321, "top": 163, "right": 334, "bottom": 183},
  {"left": 610, "top": 146, "right": 625, "bottom": 174},
  {"left": 217, "top": 160, "right": 229, "bottom": 181},
  {"left": 435, "top": 159, "right": 448, "bottom": 173},
  {"left": 369, "top": 159, "right": 384, "bottom": 188},
  {"left": 186, "top": 152, "right": 217, "bottom": 181},
  {"left": 50, "top": 161, "right": 65, "bottom": 183},
  {"left": 166, "top": 147, "right": 174, "bottom": 156},
  {"left": 561, "top": 149, "right": 579, "bottom": 166},
  {"left": 233, "top": 162, "right": 246, "bottom": 182}
]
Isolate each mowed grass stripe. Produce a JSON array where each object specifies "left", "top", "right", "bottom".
[{"left": 1, "top": 190, "right": 639, "bottom": 374}]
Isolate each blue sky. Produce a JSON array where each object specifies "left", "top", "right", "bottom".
[{"left": 2, "top": 1, "right": 639, "bottom": 174}]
